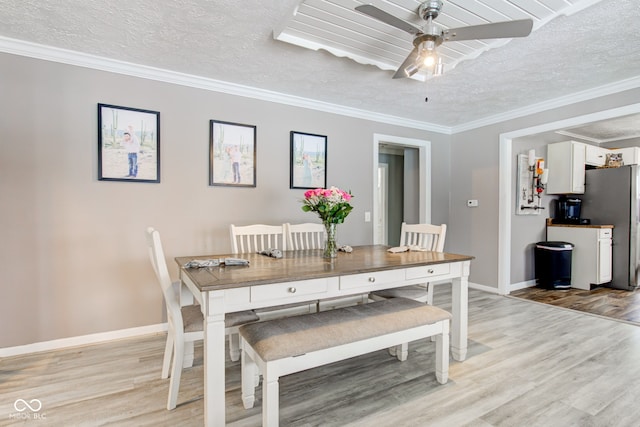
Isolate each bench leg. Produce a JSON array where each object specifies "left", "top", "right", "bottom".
[
  {"left": 396, "top": 343, "right": 408, "bottom": 361},
  {"left": 262, "top": 374, "right": 280, "bottom": 427},
  {"left": 241, "top": 347, "right": 257, "bottom": 409},
  {"left": 435, "top": 321, "right": 450, "bottom": 384}
]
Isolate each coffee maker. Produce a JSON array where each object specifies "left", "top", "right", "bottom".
[{"left": 554, "top": 196, "right": 588, "bottom": 224}]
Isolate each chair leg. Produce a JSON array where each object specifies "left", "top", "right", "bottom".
[
  {"left": 167, "top": 336, "right": 184, "bottom": 410},
  {"left": 427, "top": 283, "right": 438, "bottom": 342},
  {"left": 229, "top": 332, "right": 241, "bottom": 362},
  {"left": 161, "top": 332, "right": 173, "bottom": 379},
  {"left": 435, "top": 321, "right": 449, "bottom": 384},
  {"left": 241, "top": 346, "right": 257, "bottom": 409},
  {"left": 387, "top": 345, "right": 397, "bottom": 357},
  {"left": 183, "top": 341, "right": 195, "bottom": 368},
  {"left": 427, "top": 282, "right": 434, "bottom": 306}
]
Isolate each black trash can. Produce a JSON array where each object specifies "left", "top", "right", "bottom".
[{"left": 534, "top": 241, "right": 574, "bottom": 289}]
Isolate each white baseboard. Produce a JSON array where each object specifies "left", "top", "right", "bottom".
[
  {"left": 0, "top": 323, "right": 168, "bottom": 358},
  {"left": 508, "top": 280, "right": 537, "bottom": 293},
  {"left": 468, "top": 282, "right": 500, "bottom": 294}
]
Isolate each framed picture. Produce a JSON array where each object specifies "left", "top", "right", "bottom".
[
  {"left": 210, "top": 120, "right": 256, "bottom": 187},
  {"left": 98, "top": 103, "right": 160, "bottom": 183},
  {"left": 290, "top": 131, "right": 327, "bottom": 189}
]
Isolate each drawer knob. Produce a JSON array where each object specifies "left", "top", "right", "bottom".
[
  {"left": 288, "top": 287, "right": 297, "bottom": 293},
  {"left": 368, "top": 277, "right": 376, "bottom": 283},
  {"left": 428, "top": 269, "right": 434, "bottom": 274}
]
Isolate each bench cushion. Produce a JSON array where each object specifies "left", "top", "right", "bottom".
[{"left": 239, "top": 298, "right": 451, "bottom": 361}]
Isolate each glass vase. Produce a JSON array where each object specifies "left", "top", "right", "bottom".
[{"left": 323, "top": 222, "right": 338, "bottom": 259}]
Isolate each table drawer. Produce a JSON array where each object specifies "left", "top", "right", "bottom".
[
  {"left": 340, "top": 269, "right": 405, "bottom": 290},
  {"left": 251, "top": 278, "right": 329, "bottom": 302},
  {"left": 406, "top": 264, "right": 451, "bottom": 280}
]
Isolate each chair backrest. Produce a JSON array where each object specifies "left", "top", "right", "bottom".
[
  {"left": 284, "top": 222, "right": 326, "bottom": 250},
  {"left": 399, "top": 222, "right": 446, "bottom": 252},
  {"left": 230, "top": 224, "right": 287, "bottom": 254},
  {"left": 145, "top": 227, "right": 182, "bottom": 328}
]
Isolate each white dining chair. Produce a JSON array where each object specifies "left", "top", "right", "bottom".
[
  {"left": 146, "top": 227, "right": 259, "bottom": 410},
  {"left": 370, "top": 222, "right": 447, "bottom": 305},
  {"left": 284, "top": 222, "right": 325, "bottom": 250},
  {"left": 230, "top": 224, "right": 287, "bottom": 253},
  {"left": 284, "top": 222, "right": 368, "bottom": 311},
  {"left": 230, "top": 224, "right": 316, "bottom": 320}
]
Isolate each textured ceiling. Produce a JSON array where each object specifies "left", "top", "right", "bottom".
[
  {"left": 275, "top": 0, "right": 576, "bottom": 80},
  {"left": 555, "top": 113, "right": 640, "bottom": 143},
  {"left": 0, "top": 0, "right": 639, "bottom": 130}
]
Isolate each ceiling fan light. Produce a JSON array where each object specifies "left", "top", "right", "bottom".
[
  {"left": 423, "top": 53, "right": 437, "bottom": 68},
  {"left": 434, "top": 58, "right": 444, "bottom": 76},
  {"left": 404, "top": 63, "right": 420, "bottom": 77}
]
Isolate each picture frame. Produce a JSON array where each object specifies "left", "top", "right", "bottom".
[
  {"left": 209, "top": 120, "right": 257, "bottom": 187},
  {"left": 290, "top": 131, "right": 327, "bottom": 189},
  {"left": 98, "top": 103, "right": 160, "bottom": 183}
]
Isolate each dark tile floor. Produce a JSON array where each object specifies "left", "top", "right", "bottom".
[{"left": 510, "top": 285, "right": 640, "bottom": 325}]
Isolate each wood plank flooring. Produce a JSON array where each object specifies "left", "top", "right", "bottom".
[
  {"left": 3, "top": 286, "right": 640, "bottom": 426},
  {"left": 510, "top": 285, "right": 640, "bottom": 325}
]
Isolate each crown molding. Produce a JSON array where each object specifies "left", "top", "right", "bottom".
[
  {"left": 2, "top": 35, "right": 638, "bottom": 136},
  {"left": 452, "top": 75, "right": 640, "bottom": 134},
  {"left": 0, "top": 36, "right": 451, "bottom": 134}
]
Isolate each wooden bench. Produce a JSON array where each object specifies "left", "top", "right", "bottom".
[{"left": 239, "top": 297, "right": 451, "bottom": 427}]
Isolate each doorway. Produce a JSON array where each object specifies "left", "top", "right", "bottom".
[
  {"left": 372, "top": 134, "right": 431, "bottom": 245},
  {"left": 498, "top": 103, "right": 640, "bottom": 295}
]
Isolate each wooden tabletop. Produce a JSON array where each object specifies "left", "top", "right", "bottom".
[{"left": 176, "top": 245, "right": 474, "bottom": 292}]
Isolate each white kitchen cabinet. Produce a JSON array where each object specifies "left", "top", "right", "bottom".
[
  {"left": 585, "top": 144, "right": 609, "bottom": 167},
  {"left": 547, "top": 225, "right": 612, "bottom": 290},
  {"left": 610, "top": 147, "right": 640, "bottom": 165},
  {"left": 546, "top": 141, "right": 586, "bottom": 194}
]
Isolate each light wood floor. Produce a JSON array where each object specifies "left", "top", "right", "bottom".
[{"left": 3, "top": 286, "right": 640, "bottom": 426}]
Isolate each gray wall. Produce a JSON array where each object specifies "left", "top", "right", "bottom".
[
  {"left": 2, "top": 49, "right": 637, "bottom": 348},
  {"left": 0, "top": 53, "right": 450, "bottom": 348}
]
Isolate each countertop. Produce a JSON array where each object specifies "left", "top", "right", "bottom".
[{"left": 546, "top": 218, "right": 613, "bottom": 229}]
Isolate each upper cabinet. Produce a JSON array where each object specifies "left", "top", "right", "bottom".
[
  {"left": 611, "top": 147, "right": 640, "bottom": 165},
  {"left": 585, "top": 144, "right": 609, "bottom": 167},
  {"left": 546, "top": 142, "right": 640, "bottom": 194},
  {"left": 547, "top": 141, "right": 586, "bottom": 194}
]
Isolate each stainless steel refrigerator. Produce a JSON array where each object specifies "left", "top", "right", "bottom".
[{"left": 580, "top": 165, "right": 640, "bottom": 290}]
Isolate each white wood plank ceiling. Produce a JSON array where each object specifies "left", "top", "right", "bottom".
[{"left": 275, "top": 0, "right": 600, "bottom": 80}]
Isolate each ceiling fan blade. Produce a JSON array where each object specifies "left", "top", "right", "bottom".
[
  {"left": 392, "top": 47, "right": 421, "bottom": 79},
  {"left": 355, "top": 4, "right": 423, "bottom": 35},
  {"left": 443, "top": 19, "right": 533, "bottom": 42}
]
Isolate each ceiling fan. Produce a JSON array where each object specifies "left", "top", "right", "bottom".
[{"left": 355, "top": 1, "right": 534, "bottom": 79}]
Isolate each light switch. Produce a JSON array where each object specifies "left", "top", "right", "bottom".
[{"left": 364, "top": 211, "right": 371, "bottom": 222}]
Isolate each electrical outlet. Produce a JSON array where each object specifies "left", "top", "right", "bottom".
[{"left": 467, "top": 199, "right": 479, "bottom": 207}]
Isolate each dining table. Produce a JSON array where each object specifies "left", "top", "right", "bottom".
[{"left": 176, "top": 244, "right": 473, "bottom": 426}]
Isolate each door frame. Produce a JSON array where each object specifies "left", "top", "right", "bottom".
[
  {"left": 372, "top": 134, "right": 431, "bottom": 244},
  {"left": 376, "top": 162, "right": 389, "bottom": 245}
]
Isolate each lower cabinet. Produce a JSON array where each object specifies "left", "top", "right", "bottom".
[{"left": 547, "top": 226, "right": 612, "bottom": 290}]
